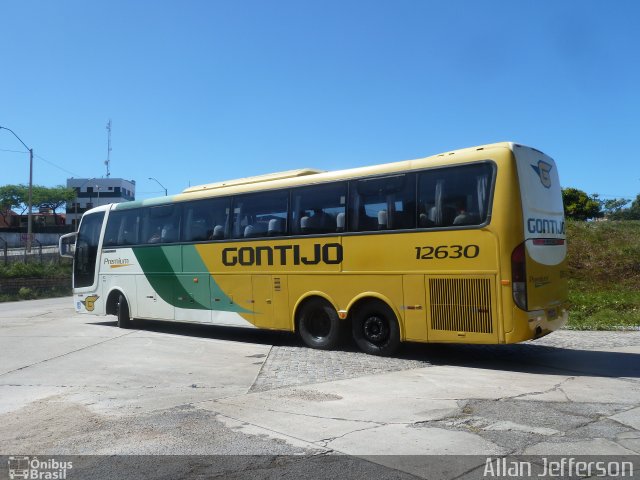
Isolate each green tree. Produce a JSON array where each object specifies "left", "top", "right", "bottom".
[
  {"left": 601, "top": 197, "right": 630, "bottom": 219},
  {"left": 34, "top": 185, "right": 76, "bottom": 221},
  {"left": 0, "top": 184, "right": 28, "bottom": 222},
  {"left": 0, "top": 184, "right": 76, "bottom": 224},
  {"left": 620, "top": 194, "right": 640, "bottom": 220},
  {"left": 562, "top": 187, "right": 602, "bottom": 221}
]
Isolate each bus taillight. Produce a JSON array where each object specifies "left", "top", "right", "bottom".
[{"left": 511, "top": 243, "right": 528, "bottom": 310}]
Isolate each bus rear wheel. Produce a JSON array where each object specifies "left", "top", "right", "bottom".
[
  {"left": 352, "top": 300, "right": 400, "bottom": 356},
  {"left": 116, "top": 293, "right": 131, "bottom": 329},
  {"left": 298, "top": 298, "right": 344, "bottom": 350}
]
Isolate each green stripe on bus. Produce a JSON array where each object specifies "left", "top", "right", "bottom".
[{"left": 132, "top": 245, "right": 249, "bottom": 313}]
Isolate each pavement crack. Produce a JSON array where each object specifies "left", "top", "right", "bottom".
[
  {"left": 211, "top": 410, "right": 330, "bottom": 453},
  {"left": 316, "top": 424, "right": 385, "bottom": 446},
  {"left": 612, "top": 438, "right": 640, "bottom": 454},
  {"left": 0, "top": 330, "right": 138, "bottom": 377},
  {"left": 501, "top": 376, "right": 576, "bottom": 402},
  {"left": 26, "top": 311, "right": 54, "bottom": 319},
  {"left": 225, "top": 401, "right": 385, "bottom": 425}
]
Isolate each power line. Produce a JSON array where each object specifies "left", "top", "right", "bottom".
[
  {"left": 34, "top": 153, "right": 82, "bottom": 178},
  {"left": 2, "top": 146, "right": 83, "bottom": 178},
  {"left": 0, "top": 148, "right": 28, "bottom": 154}
]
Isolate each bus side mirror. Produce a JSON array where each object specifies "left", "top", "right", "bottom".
[{"left": 59, "top": 232, "right": 77, "bottom": 259}]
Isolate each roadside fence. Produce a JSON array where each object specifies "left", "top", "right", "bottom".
[{"left": 0, "top": 237, "right": 65, "bottom": 265}]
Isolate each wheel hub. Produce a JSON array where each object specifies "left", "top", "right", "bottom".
[{"left": 363, "top": 315, "right": 388, "bottom": 343}]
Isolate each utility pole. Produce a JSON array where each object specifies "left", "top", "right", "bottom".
[
  {"left": 105, "top": 119, "right": 112, "bottom": 178},
  {"left": 27, "top": 148, "right": 33, "bottom": 253},
  {"left": 0, "top": 126, "right": 34, "bottom": 253}
]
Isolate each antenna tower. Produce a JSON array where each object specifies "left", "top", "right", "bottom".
[{"left": 105, "top": 119, "right": 112, "bottom": 177}]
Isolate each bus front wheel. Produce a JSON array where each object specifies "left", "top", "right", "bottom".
[
  {"left": 352, "top": 300, "right": 400, "bottom": 356},
  {"left": 116, "top": 293, "right": 131, "bottom": 329},
  {"left": 298, "top": 298, "right": 344, "bottom": 350}
]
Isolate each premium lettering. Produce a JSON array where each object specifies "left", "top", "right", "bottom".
[{"left": 103, "top": 257, "right": 130, "bottom": 266}]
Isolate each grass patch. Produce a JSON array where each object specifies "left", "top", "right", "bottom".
[
  {"left": 0, "top": 260, "right": 72, "bottom": 303},
  {"left": 566, "top": 221, "right": 640, "bottom": 330},
  {"left": 0, "top": 285, "right": 72, "bottom": 303},
  {"left": 0, "top": 261, "right": 71, "bottom": 278},
  {"left": 566, "top": 281, "right": 640, "bottom": 330}
]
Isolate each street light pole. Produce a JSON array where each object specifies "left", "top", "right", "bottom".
[
  {"left": 148, "top": 177, "right": 168, "bottom": 196},
  {"left": 28, "top": 147, "right": 33, "bottom": 253},
  {"left": 0, "top": 126, "right": 34, "bottom": 253}
]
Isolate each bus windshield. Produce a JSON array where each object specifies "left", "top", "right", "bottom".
[{"left": 74, "top": 212, "right": 105, "bottom": 288}]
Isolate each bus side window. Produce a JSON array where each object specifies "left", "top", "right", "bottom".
[
  {"left": 104, "top": 209, "right": 140, "bottom": 247},
  {"left": 291, "top": 182, "right": 346, "bottom": 235},
  {"left": 181, "top": 197, "right": 231, "bottom": 242},
  {"left": 121, "top": 210, "right": 140, "bottom": 245},
  {"left": 418, "top": 164, "right": 493, "bottom": 228},
  {"left": 103, "top": 212, "right": 122, "bottom": 247},
  {"left": 232, "top": 191, "right": 288, "bottom": 239},
  {"left": 142, "top": 205, "right": 181, "bottom": 244},
  {"left": 349, "top": 174, "right": 415, "bottom": 232}
]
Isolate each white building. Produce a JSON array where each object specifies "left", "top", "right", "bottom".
[{"left": 66, "top": 177, "right": 136, "bottom": 227}]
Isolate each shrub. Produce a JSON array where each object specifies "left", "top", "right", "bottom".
[{"left": 18, "top": 287, "right": 35, "bottom": 300}]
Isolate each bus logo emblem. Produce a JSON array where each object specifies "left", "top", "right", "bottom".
[
  {"left": 531, "top": 160, "right": 553, "bottom": 189},
  {"left": 81, "top": 295, "right": 99, "bottom": 312}
]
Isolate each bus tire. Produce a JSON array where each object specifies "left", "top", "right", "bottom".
[
  {"left": 297, "top": 298, "right": 344, "bottom": 350},
  {"left": 116, "top": 293, "right": 131, "bottom": 329},
  {"left": 352, "top": 300, "right": 400, "bottom": 356}
]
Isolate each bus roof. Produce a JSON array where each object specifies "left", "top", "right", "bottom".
[
  {"left": 182, "top": 168, "right": 325, "bottom": 193},
  {"left": 178, "top": 142, "right": 520, "bottom": 199},
  {"left": 113, "top": 141, "right": 530, "bottom": 210}
]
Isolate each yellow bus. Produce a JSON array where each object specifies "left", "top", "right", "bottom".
[{"left": 60, "top": 142, "right": 568, "bottom": 355}]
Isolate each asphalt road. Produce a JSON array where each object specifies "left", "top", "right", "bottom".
[{"left": 0, "top": 297, "right": 639, "bottom": 479}]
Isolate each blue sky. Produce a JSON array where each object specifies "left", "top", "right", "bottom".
[{"left": 1, "top": 1, "right": 639, "bottom": 201}]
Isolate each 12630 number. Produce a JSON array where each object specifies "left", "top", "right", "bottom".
[{"left": 415, "top": 245, "right": 480, "bottom": 260}]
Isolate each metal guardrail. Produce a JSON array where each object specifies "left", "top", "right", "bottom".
[
  {"left": 1, "top": 243, "right": 61, "bottom": 264},
  {"left": 0, "top": 237, "right": 7, "bottom": 265}
]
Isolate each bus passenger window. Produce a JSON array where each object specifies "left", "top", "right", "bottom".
[
  {"left": 232, "top": 191, "right": 288, "bottom": 239},
  {"left": 349, "top": 174, "right": 415, "bottom": 232},
  {"left": 181, "top": 197, "right": 231, "bottom": 242},
  {"left": 142, "top": 205, "right": 181, "bottom": 244},
  {"left": 291, "top": 182, "right": 347, "bottom": 235},
  {"left": 103, "top": 209, "right": 140, "bottom": 247},
  {"left": 418, "top": 163, "right": 493, "bottom": 228}
]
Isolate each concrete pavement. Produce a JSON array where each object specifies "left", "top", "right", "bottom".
[{"left": 0, "top": 297, "right": 638, "bottom": 477}]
